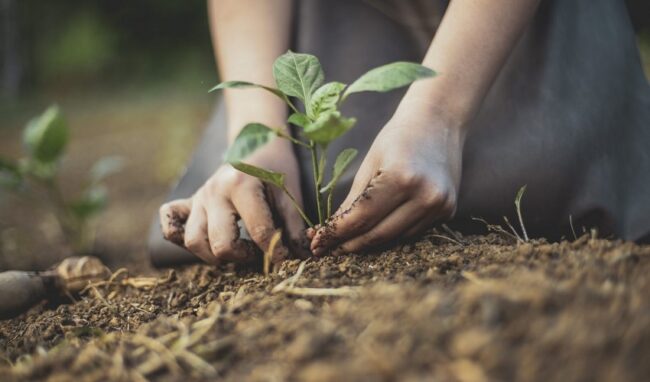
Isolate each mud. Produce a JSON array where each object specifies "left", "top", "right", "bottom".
[{"left": 1, "top": 231, "right": 650, "bottom": 381}]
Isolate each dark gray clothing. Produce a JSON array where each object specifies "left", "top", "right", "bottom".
[{"left": 149, "top": 0, "right": 650, "bottom": 267}]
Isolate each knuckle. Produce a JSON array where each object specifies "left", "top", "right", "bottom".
[
  {"left": 345, "top": 217, "right": 371, "bottom": 233},
  {"left": 249, "top": 225, "right": 275, "bottom": 245},
  {"left": 184, "top": 235, "right": 203, "bottom": 252},
  {"left": 211, "top": 241, "right": 235, "bottom": 259},
  {"left": 421, "top": 188, "right": 448, "bottom": 209},
  {"left": 159, "top": 203, "right": 171, "bottom": 215},
  {"left": 203, "top": 177, "right": 221, "bottom": 193},
  {"left": 361, "top": 231, "right": 383, "bottom": 247},
  {"left": 395, "top": 170, "right": 423, "bottom": 188}
]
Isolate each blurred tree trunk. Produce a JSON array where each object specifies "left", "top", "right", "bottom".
[{"left": 1, "top": 0, "right": 22, "bottom": 100}]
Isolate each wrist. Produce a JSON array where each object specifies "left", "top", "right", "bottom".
[{"left": 399, "top": 77, "right": 480, "bottom": 132}]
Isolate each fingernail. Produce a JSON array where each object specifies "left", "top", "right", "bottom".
[{"left": 312, "top": 247, "right": 325, "bottom": 257}]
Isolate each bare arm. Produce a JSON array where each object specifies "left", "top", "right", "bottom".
[
  {"left": 161, "top": 1, "right": 305, "bottom": 266},
  {"left": 208, "top": 0, "right": 292, "bottom": 142},
  {"left": 311, "top": 0, "right": 542, "bottom": 255},
  {"left": 404, "top": 0, "right": 542, "bottom": 127}
]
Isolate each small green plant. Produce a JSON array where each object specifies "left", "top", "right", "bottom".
[
  {"left": 211, "top": 51, "right": 436, "bottom": 227},
  {"left": 0, "top": 106, "right": 122, "bottom": 253}
]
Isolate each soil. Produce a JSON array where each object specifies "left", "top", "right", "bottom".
[{"left": 1, "top": 230, "right": 650, "bottom": 382}]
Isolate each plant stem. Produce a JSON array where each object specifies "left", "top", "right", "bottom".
[
  {"left": 309, "top": 142, "right": 324, "bottom": 225},
  {"left": 273, "top": 129, "right": 310, "bottom": 148},
  {"left": 281, "top": 186, "right": 314, "bottom": 227},
  {"left": 42, "top": 177, "right": 84, "bottom": 252},
  {"left": 326, "top": 190, "right": 333, "bottom": 219}
]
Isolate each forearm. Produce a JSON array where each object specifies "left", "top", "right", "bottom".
[
  {"left": 402, "top": 0, "right": 541, "bottom": 128},
  {"left": 208, "top": 0, "right": 292, "bottom": 142}
]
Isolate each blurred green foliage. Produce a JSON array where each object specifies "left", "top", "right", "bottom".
[
  {"left": 7, "top": 0, "right": 213, "bottom": 93},
  {"left": 38, "top": 11, "right": 117, "bottom": 81},
  {"left": 0, "top": 106, "right": 123, "bottom": 254}
]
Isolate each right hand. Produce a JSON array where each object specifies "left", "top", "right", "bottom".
[{"left": 159, "top": 139, "right": 307, "bottom": 265}]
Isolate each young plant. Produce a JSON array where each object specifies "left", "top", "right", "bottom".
[
  {"left": 0, "top": 106, "right": 123, "bottom": 254},
  {"left": 211, "top": 51, "right": 436, "bottom": 227}
]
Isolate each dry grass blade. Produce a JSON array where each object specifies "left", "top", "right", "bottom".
[
  {"left": 569, "top": 214, "right": 577, "bottom": 241},
  {"left": 272, "top": 260, "right": 356, "bottom": 296},
  {"left": 431, "top": 234, "right": 461, "bottom": 245},
  {"left": 503, "top": 216, "right": 523, "bottom": 243},
  {"left": 441, "top": 224, "right": 464, "bottom": 244},
  {"left": 471, "top": 217, "right": 519, "bottom": 242},
  {"left": 175, "top": 348, "right": 217, "bottom": 378},
  {"left": 264, "top": 230, "right": 282, "bottom": 276},
  {"left": 185, "top": 304, "right": 222, "bottom": 348},
  {"left": 278, "top": 286, "right": 358, "bottom": 297},
  {"left": 90, "top": 286, "right": 115, "bottom": 312},
  {"left": 132, "top": 334, "right": 182, "bottom": 376},
  {"left": 272, "top": 259, "right": 308, "bottom": 293}
]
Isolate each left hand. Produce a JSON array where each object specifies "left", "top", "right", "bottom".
[{"left": 309, "top": 100, "right": 466, "bottom": 256}]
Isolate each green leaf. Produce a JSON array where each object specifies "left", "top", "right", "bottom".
[
  {"left": 209, "top": 80, "right": 285, "bottom": 99},
  {"left": 303, "top": 111, "right": 356, "bottom": 144},
  {"left": 0, "top": 157, "right": 22, "bottom": 189},
  {"left": 90, "top": 156, "right": 124, "bottom": 184},
  {"left": 320, "top": 148, "right": 358, "bottom": 193},
  {"left": 273, "top": 51, "right": 324, "bottom": 104},
  {"left": 70, "top": 186, "right": 108, "bottom": 219},
  {"left": 308, "top": 82, "right": 346, "bottom": 119},
  {"left": 23, "top": 105, "right": 69, "bottom": 163},
  {"left": 224, "top": 123, "right": 276, "bottom": 163},
  {"left": 288, "top": 112, "right": 310, "bottom": 129},
  {"left": 230, "top": 162, "right": 285, "bottom": 188},
  {"left": 343, "top": 62, "right": 436, "bottom": 100}
]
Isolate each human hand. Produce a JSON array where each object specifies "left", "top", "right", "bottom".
[
  {"left": 160, "top": 139, "right": 306, "bottom": 265},
  {"left": 309, "top": 100, "right": 466, "bottom": 256}
]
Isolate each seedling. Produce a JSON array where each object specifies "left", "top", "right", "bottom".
[
  {"left": 514, "top": 185, "right": 529, "bottom": 241},
  {"left": 210, "top": 51, "right": 436, "bottom": 227},
  {"left": 0, "top": 106, "right": 122, "bottom": 253}
]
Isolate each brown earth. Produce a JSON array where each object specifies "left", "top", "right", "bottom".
[{"left": 1, "top": 230, "right": 650, "bottom": 382}]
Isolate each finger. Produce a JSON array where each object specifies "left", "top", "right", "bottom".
[
  {"left": 203, "top": 196, "right": 258, "bottom": 263},
  {"left": 331, "top": 201, "right": 428, "bottom": 256},
  {"left": 183, "top": 200, "right": 216, "bottom": 264},
  {"left": 311, "top": 171, "right": 409, "bottom": 255},
  {"left": 159, "top": 198, "right": 192, "bottom": 247},
  {"left": 402, "top": 200, "right": 456, "bottom": 238},
  {"left": 231, "top": 182, "right": 289, "bottom": 264}
]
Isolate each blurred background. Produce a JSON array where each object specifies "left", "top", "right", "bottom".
[{"left": 0, "top": 0, "right": 649, "bottom": 271}]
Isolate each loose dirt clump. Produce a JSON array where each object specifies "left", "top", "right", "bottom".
[{"left": 1, "top": 232, "right": 650, "bottom": 381}]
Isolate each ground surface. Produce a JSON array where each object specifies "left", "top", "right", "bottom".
[{"left": 1, "top": 231, "right": 649, "bottom": 382}]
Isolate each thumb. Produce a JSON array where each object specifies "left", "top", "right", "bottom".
[{"left": 159, "top": 198, "right": 192, "bottom": 247}]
